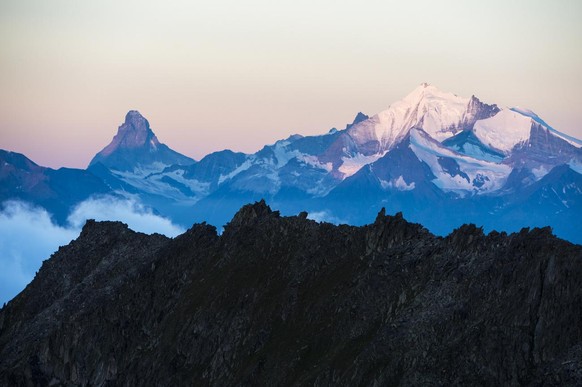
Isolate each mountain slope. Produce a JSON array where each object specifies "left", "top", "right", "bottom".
[
  {"left": 494, "top": 164, "right": 582, "bottom": 242},
  {"left": 1, "top": 202, "right": 581, "bottom": 385},
  {"left": 0, "top": 150, "right": 111, "bottom": 223}
]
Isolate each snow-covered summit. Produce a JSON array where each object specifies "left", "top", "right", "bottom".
[
  {"left": 330, "top": 84, "right": 582, "bottom": 187},
  {"left": 391, "top": 83, "right": 471, "bottom": 140},
  {"left": 345, "top": 84, "right": 488, "bottom": 155},
  {"left": 472, "top": 109, "right": 533, "bottom": 154}
]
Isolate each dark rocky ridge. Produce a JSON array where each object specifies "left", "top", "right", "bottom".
[{"left": 1, "top": 201, "right": 581, "bottom": 386}]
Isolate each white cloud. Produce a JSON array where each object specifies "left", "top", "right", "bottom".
[
  {"left": 0, "top": 196, "right": 184, "bottom": 305},
  {"left": 0, "top": 201, "right": 79, "bottom": 305},
  {"left": 68, "top": 196, "right": 184, "bottom": 237},
  {"left": 307, "top": 210, "right": 347, "bottom": 225}
]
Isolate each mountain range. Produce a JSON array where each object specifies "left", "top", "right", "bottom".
[{"left": 2, "top": 83, "right": 581, "bottom": 243}]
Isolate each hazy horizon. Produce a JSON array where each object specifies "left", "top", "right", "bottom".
[{"left": 1, "top": 0, "right": 581, "bottom": 169}]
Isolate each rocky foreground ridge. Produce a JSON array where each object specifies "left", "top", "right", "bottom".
[{"left": 0, "top": 201, "right": 581, "bottom": 386}]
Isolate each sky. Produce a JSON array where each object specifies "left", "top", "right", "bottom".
[{"left": 1, "top": 0, "right": 581, "bottom": 169}]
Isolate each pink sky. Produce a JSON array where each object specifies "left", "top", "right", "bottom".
[{"left": 1, "top": 0, "right": 581, "bottom": 169}]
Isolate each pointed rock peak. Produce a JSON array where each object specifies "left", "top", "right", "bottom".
[
  {"left": 367, "top": 209, "right": 429, "bottom": 252},
  {"left": 467, "top": 94, "right": 499, "bottom": 110},
  {"left": 346, "top": 112, "right": 370, "bottom": 130},
  {"left": 124, "top": 110, "right": 150, "bottom": 129},
  {"left": 80, "top": 219, "right": 130, "bottom": 239},
  {"left": 461, "top": 95, "right": 501, "bottom": 129},
  {"left": 374, "top": 207, "right": 387, "bottom": 224},
  {"left": 352, "top": 112, "right": 369, "bottom": 125},
  {"left": 467, "top": 95, "right": 487, "bottom": 111},
  {"left": 447, "top": 224, "right": 485, "bottom": 248},
  {"left": 179, "top": 222, "right": 218, "bottom": 241},
  {"left": 97, "top": 110, "right": 159, "bottom": 157},
  {"left": 373, "top": 208, "right": 406, "bottom": 226},
  {"left": 89, "top": 110, "right": 195, "bottom": 171},
  {"left": 120, "top": 110, "right": 155, "bottom": 140},
  {"left": 253, "top": 198, "right": 270, "bottom": 211},
  {"left": 228, "top": 200, "right": 279, "bottom": 228}
]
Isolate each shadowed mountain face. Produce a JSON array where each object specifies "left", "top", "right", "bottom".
[{"left": 1, "top": 201, "right": 581, "bottom": 386}]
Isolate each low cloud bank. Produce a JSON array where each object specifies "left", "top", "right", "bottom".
[
  {"left": 0, "top": 201, "right": 78, "bottom": 305},
  {"left": 68, "top": 196, "right": 184, "bottom": 236},
  {"left": 0, "top": 196, "right": 184, "bottom": 305}
]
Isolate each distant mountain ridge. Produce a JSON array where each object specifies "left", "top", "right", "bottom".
[
  {"left": 0, "top": 150, "right": 111, "bottom": 223},
  {"left": 1, "top": 83, "right": 581, "bottom": 243}
]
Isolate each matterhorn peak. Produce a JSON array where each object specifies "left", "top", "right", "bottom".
[
  {"left": 124, "top": 110, "right": 149, "bottom": 129},
  {"left": 100, "top": 110, "right": 159, "bottom": 154},
  {"left": 121, "top": 110, "right": 156, "bottom": 142},
  {"left": 88, "top": 110, "right": 194, "bottom": 172}
]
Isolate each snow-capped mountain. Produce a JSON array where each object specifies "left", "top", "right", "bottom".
[
  {"left": 345, "top": 83, "right": 497, "bottom": 152},
  {"left": 320, "top": 83, "right": 500, "bottom": 178},
  {"left": 2, "top": 84, "right": 581, "bottom": 243},
  {"left": 189, "top": 84, "right": 580, "bottom": 241}
]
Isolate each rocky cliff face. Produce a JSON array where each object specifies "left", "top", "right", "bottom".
[{"left": 1, "top": 201, "right": 581, "bottom": 386}]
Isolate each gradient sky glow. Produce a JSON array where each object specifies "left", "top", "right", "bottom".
[{"left": 1, "top": 0, "right": 581, "bottom": 168}]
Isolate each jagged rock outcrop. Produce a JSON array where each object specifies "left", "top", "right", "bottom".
[{"left": 1, "top": 201, "right": 581, "bottom": 386}]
